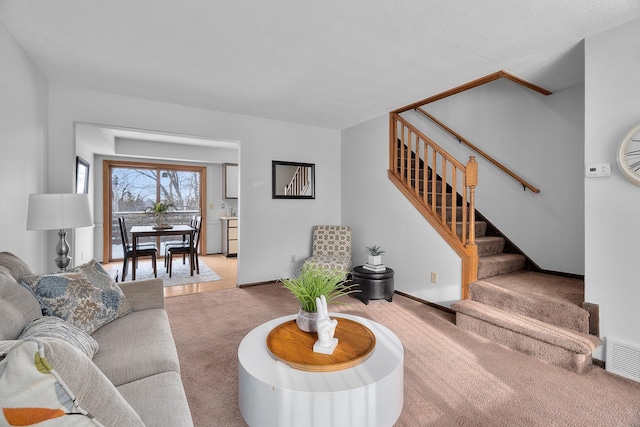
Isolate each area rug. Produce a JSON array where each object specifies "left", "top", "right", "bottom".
[
  {"left": 165, "top": 285, "right": 640, "bottom": 427},
  {"left": 121, "top": 260, "right": 221, "bottom": 286}
]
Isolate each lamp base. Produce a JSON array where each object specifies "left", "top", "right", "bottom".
[{"left": 55, "top": 229, "right": 72, "bottom": 272}]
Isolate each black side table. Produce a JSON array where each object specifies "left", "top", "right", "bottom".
[{"left": 351, "top": 266, "right": 395, "bottom": 305}]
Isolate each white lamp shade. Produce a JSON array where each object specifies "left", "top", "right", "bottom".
[{"left": 27, "top": 193, "right": 93, "bottom": 230}]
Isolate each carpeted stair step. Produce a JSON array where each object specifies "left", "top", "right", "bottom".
[
  {"left": 469, "top": 281, "right": 589, "bottom": 333},
  {"left": 451, "top": 299, "right": 602, "bottom": 373},
  {"left": 477, "top": 253, "right": 525, "bottom": 279},
  {"left": 436, "top": 206, "right": 465, "bottom": 222},
  {"left": 476, "top": 236, "right": 505, "bottom": 257},
  {"left": 454, "top": 221, "right": 487, "bottom": 238},
  {"left": 426, "top": 192, "right": 454, "bottom": 205}
]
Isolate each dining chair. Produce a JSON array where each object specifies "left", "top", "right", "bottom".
[
  {"left": 165, "top": 216, "right": 202, "bottom": 277},
  {"left": 118, "top": 217, "right": 158, "bottom": 281},
  {"left": 163, "top": 215, "right": 196, "bottom": 267},
  {"left": 121, "top": 216, "right": 157, "bottom": 251}
]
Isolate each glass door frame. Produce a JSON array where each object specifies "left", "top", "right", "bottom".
[{"left": 103, "top": 159, "right": 207, "bottom": 262}]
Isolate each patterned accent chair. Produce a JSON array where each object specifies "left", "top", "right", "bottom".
[{"left": 303, "top": 225, "right": 352, "bottom": 273}]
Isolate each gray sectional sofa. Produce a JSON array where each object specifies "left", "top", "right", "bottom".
[{"left": 0, "top": 252, "right": 193, "bottom": 426}]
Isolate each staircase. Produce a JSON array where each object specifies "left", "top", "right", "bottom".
[{"left": 389, "top": 118, "right": 602, "bottom": 373}]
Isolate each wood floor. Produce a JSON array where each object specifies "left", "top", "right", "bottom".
[{"left": 103, "top": 254, "right": 238, "bottom": 298}]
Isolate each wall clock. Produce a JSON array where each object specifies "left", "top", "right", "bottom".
[{"left": 617, "top": 122, "right": 640, "bottom": 186}]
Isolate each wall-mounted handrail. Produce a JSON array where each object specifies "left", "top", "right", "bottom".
[{"left": 416, "top": 107, "right": 540, "bottom": 193}]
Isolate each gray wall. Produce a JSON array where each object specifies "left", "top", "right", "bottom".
[
  {"left": 585, "top": 17, "right": 640, "bottom": 361},
  {"left": 0, "top": 23, "right": 49, "bottom": 273}
]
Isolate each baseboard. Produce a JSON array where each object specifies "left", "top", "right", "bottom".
[
  {"left": 394, "top": 290, "right": 455, "bottom": 315},
  {"left": 539, "top": 269, "right": 585, "bottom": 281},
  {"left": 582, "top": 302, "right": 600, "bottom": 337},
  {"left": 592, "top": 357, "right": 605, "bottom": 369},
  {"left": 238, "top": 280, "right": 279, "bottom": 288}
]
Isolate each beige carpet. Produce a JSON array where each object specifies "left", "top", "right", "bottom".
[{"left": 165, "top": 284, "right": 640, "bottom": 426}]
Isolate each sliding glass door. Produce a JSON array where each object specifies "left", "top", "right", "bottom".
[{"left": 105, "top": 160, "right": 206, "bottom": 261}]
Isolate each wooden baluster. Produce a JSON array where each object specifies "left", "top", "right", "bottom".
[
  {"left": 406, "top": 131, "right": 412, "bottom": 188},
  {"left": 430, "top": 147, "right": 437, "bottom": 214},
  {"left": 451, "top": 167, "right": 457, "bottom": 236},
  {"left": 422, "top": 140, "right": 428, "bottom": 206},
  {"left": 414, "top": 135, "right": 420, "bottom": 196},
  {"left": 389, "top": 114, "right": 395, "bottom": 174},
  {"left": 440, "top": 158, "right": 447, "bottom": 224},
  {"left": 466, "top": 156, "right": 478, "bottom": 246},
  {"left": 400, "top": 124, "right": 406, "bottom": 181},
  {"left": 461, "top": 169, "right": 468, "bottom": 245}
]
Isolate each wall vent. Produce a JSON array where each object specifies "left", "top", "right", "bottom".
[{"left": 606, "top": 337, "right": 640, "bottom": 382}]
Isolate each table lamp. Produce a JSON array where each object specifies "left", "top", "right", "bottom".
[{"left": 27, "top": 193, "right": 93, "bottom": 272}]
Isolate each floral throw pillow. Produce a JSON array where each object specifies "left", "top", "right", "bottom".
[{"left": 19, "top": 260, "right": 131, "bottom": 335}]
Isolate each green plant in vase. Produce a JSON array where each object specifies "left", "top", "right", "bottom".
[
  {"left": 146, "top": 201, "right": 173, "bottom": 227},
  {"left": 365, "top": 245, "right": 385, "bottom": 266},
  {"left": 280, "top": 265, "right": 355, "bottom": 332}
]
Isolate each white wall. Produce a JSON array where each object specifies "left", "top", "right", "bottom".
[
  {"left": 0, "top": 23, "right": 49, "bottom": 272},
  {"left": 342, "top": 115, "right": 462, "bottom": 304},
  {"left": 47, "top": 84, "right": 341, "bottom": 284},
  {"left": 402, "top": 80, "right": 585, "bottom": 275},
  {"left": 585, "top": 17, "right": 640, "bottom": 360}
]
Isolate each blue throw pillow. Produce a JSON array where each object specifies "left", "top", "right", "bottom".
[{"left": 19, "top": 259, "right": 131, "bottom": 334}]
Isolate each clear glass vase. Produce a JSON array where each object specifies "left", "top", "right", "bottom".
[{"left": 296, "top": 308, "right": 318, "bottom": 333}]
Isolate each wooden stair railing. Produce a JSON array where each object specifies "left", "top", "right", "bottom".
[
  {"left": 284, "top": 166, "right": 310, "bottom": 196},
  {"left": 388, "top": 113, "right": 478, "bottom": 299},
  {"left": 389, "top": 70, "right": 551, "bottom": 298},
  {"left": 393, "top": 70, "right": 550, "bottom": 194},
  {"left": 392, "top": 70, "right": 552, "bottom": 114}
]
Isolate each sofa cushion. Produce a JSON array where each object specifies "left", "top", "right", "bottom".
[
  {"left": 0, "top": 251, "right": 34, "bottom": 281},
  {"left": 117, "top": 371, "right": 194, "bottom": 427},
  {"left": 0, "top": 266, "right": 42, "bottom": 341},
  {"left": 0, "top": 338, "right": 144, "bottom": 427},
  {"left": 92, "top": 308, "right": 180, "bottom": 387},
  {"left": 19, "top": 316, "right": 99, "bottom": 359},
  {"left": 19, "top": 260, "right": 132, "bottom": 334}
]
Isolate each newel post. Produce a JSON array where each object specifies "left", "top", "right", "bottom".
[{"left": 466, "top": 156, "right": 478, "bottom": 246}]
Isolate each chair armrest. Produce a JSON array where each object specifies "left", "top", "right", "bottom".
[{"left": 118, "top": 278, "right": 165, "bottom": 311}]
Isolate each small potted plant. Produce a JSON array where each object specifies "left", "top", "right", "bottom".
[
  {"left": 280, "top": 266, "right": 354, "bottom": 332},
  {"left": 365, "top": 245, "right": 385, "bottom": 266},
  {"left": 146, "top": 201, "right": 173, "bottom": 227}
]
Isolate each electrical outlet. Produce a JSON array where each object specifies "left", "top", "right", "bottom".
[
  {"left": 431, "top": 272, "right": 438, "bottom": 283},
  {"left": 290, "top": 255, "right": 296, "bottom": 263}
]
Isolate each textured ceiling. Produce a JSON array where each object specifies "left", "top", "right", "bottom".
[{"left": 1, "top": 1, "right": 639, "bottom": 130}]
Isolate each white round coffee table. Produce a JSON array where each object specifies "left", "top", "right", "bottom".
[{"left": 238, "top": 313, "right": 404, "bottom": 427}]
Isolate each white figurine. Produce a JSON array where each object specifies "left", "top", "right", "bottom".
[{"left": 313, "top": 294, "right": 339, "bottom": 354}]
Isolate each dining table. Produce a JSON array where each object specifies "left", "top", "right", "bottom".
[{"left": 129, "top": 224, "right": 196, "bottom": 281}]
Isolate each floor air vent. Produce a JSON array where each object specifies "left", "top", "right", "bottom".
[{"left": 606, "top": 337, "right": 640, "bottom": 382}]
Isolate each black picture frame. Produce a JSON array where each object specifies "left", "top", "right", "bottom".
[
  {"left": 76, "top": 156, "right": 90, "bottom": 194},
  {"left": 272, "top": 160, "right": 315, "bottom": 199}
]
